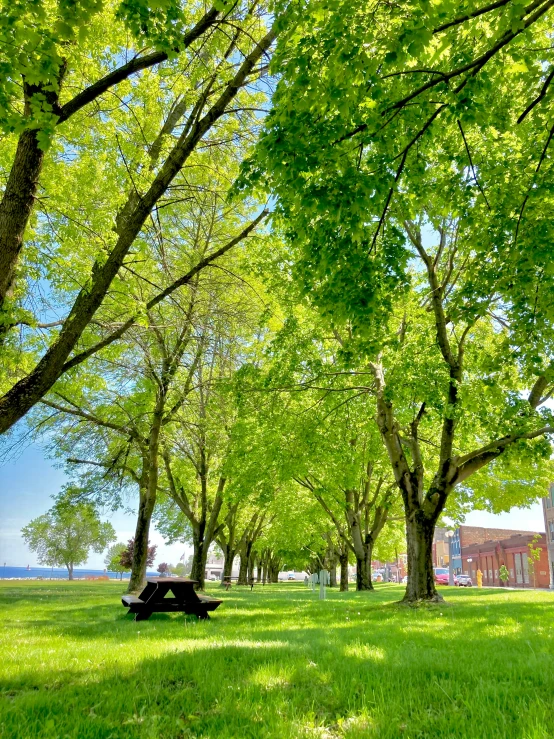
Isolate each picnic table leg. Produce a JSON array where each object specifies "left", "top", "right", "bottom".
[{"left": 134, "top": 609, "right": 152, "bottom": 621}]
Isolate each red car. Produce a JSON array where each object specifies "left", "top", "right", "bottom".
[{"left": 434, "top": 568, "right": 457, "bottom": 586}]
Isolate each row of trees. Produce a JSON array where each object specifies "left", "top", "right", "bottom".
[{"left": 5, "top": 0, "right": 554, "bottom": 602}]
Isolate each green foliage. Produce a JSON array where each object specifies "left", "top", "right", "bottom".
[
  {"left": 170, "top": 562, "right": 187, "bottom": 576},
  {"left": 104, "top": 542, "right": 129, "bottom": 576},
  {"left": 21, "top": 497, "right": 115, "bottom": 574},
  {"left": 247, "top": 0, "right": 554, "bottom": 361}
]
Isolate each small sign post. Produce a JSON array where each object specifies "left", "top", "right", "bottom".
[{"left": 319, "top": 569, "right": 328, "bottom": 600}]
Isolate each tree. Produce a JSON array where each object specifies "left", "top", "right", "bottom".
[
  {"left": 21, "top": 499, "right": 115, "bottom": 579},
  {"left": 244, "top": 3, "right": 554, "bottom": 601},
  {"left": 120, "top": 538, "right": 157, "bottom": 571},
  {"left": 157, "top": 563, "right": 171, "bottom": 577},
  {"left": 368, "top": 217, "right": 554, "bottom": 603},
  {"left": 527, "top": 534, "right": 543, "bottom": 588},
  {"left": 230, "top": 302, "right": 404, "bottom": 592},
  {"left": 170, "top": 562, "right": 187, "bottom": 577},
  {"left": 288, "top": 388, "right": 401, "bottom": 592},
  {"left": 251, "top": 0, "right": 554, "bottom": 332},
  {"left": 0, "top": 0, "right": 275, "bottom": 435},
  {"left": 105, "top": 542, "right": 129, "bottom": 580},
  {"left": 155, "top": 260, "right": 269, "bottom": 589},
  {"left": 33, "top": 179, "right": 267, "bottom": 592}
]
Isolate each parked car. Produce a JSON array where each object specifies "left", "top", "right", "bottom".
[
  {"left": 287, "top": 572, "right": 296, "bottom": 580},
  {"left": 434, "top": 568, "right": 457, "bottom": 585},
  {"left": 455, "top": 574, "right": 473, "bottom": 587}
]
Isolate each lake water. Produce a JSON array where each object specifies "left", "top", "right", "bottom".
[{"left": 0, "top": 566, "right": 159, "bottom": 580}]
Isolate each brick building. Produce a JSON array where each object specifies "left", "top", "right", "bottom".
[
  {"left": 450, "top": 525, "right": 535, "bottom": 574},
  {"left": 541, "top": 484, "right": 554, "bottom": 588},
  {"left": 433, "top": 528, "right": 450, "bottom": 567},
  {"left": 461, "top": 533, "right": 550, "bottom": 588}
]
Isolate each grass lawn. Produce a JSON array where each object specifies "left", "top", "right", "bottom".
[{"left": 1, "top": 581, "right": 553, "bottom": 738}]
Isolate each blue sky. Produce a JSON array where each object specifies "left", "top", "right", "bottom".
[
  {"left": 0, "top": 443, "right": 547, "bottom": 570},
  {"left": 0, "top": 444, "right": 190, "bottom": 569}
]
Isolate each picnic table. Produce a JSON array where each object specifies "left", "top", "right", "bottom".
[
  {"left": 222, "top": 576, "right": 255, "bottom": 591},
  {"left": 121, "top": 577, "right": 222, "bottom": 621}
]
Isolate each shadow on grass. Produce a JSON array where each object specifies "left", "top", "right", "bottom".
[
  {"left": 2, "top": 583, "right": 554, "bottom": 738},
  {"left": 2, "top": 610, "right": 553, "bottom": 739}
]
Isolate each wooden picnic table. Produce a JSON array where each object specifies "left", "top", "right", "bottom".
[{"left": 121, "top": 577, "right": 222, "bottom": 621}]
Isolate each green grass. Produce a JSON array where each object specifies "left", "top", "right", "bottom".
[{"left": 1, "top": 582, "right": 554, "bottom": 738}]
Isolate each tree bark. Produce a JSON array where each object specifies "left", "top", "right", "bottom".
[
  {"left": 190, "top": 525, "right": 208, "bottom": 590},
  {"left": 329, "top": 560, "right": 337, "bottom": 587},
  {"left": 67, "top": 563, "right": 74, "bottom": 581},
  {"left": 237, "top": 550, "right": 249, "bottom": 585},
  {"left": 0, "top": 130, "right": 45, "bottom": 313},
  {"left": 248, "top": 552, "right": 257, "bottom": 583},
  {"left": 0, "top": 72, "right": 67, "bottom": 316},
  {"left": 222, "top": 547, "right": 235, "bottom": 581},
  {"left": 262, "top": 552, "right": 268, "bottom": 584},
  {"left": 403, "top": 513, "right": 441, "bottom": 603},
  {"left": 128, "top": 399, "right": 164, "bottom": 592},
  {"left": 128, "top": 484, "right": 156, "bottom": 592},
  {"left": 356, "top": 544, "right": 374, "bottom": 591},
  {"left": 339, "top": 553, "right": 349, "bottom": 592},
  {"left": 268, "top": 554, "right": 281, "bottom": 583}
]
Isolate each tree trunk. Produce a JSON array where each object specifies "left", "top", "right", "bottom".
[
  {"left": 237, "top": 552, "right": 248, "bottom": 585},
  {"left": 339, "top": 553, "right": 349, "bottom": 592},
  {"left": 128, "top": 408, "right": 163, "bottom": 593},
  {"left": 268, "top": 556, "right": 280, "bottom": 583},
  {"left": 190, "top": 526, "right": 208, "bottom": 590},
  {"left": 262, "top": 553, "right": 268, "bottom": 584},
  {"left": 248, "top": 552, "right": 256, "bottom": 583},
  {"left": 0, "top": 69, "right": 67, "bottom": 318},
  {"left": 0, "top": 130, "right": 45, "bottom": 314},
  {"left": 403, "top": 514, "right": 441, "bottom": 603},
  {"left": 329, "top": 560, "right": 337, "bottom": 588},
  {"left": 356, "top": 543, "right": 374, "bottom": 591},
  {"left": 222, "top": 547, "right": 234, "bottom": 581},
  {"left": 256, "top": 559, "right": 262, "bottom": 583},
  {"left": 67, "top": 563, "right": 74, "bottom": 581},
  {"left": 128, "top": 485, "right": 156, "bottom": 592}
]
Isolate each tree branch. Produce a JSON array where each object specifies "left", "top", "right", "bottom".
[
  {"left": 61, "top": 209, "right": 268, "bottom": 374},
  {"left": 56, "top": 9, "right": 220, "bottom": 124}
]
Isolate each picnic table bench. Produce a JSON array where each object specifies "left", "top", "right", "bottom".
[
  {"left": 222, "top": 576, "right": 255, "bottom": 591},
  {"left": 122, "top": 577, "right": 222, "bottom": 621}
]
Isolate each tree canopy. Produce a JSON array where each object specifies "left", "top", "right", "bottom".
[{"left": 6, "top": 0, "right": 554, "bottom": 603}]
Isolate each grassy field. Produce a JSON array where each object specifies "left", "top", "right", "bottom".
[{"left": 1, "top": 581, "right": 553, "bottom": 739}]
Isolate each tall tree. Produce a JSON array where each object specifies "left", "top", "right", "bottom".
[
  {"left": 246, "top": 0, "right": 554, "bottom": 602},
  {"left": 27, "top": 140, "right": 269, "bottom": 590},
  {"left": 368, "top": 215, "right": 554, "bottom": 602}
]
